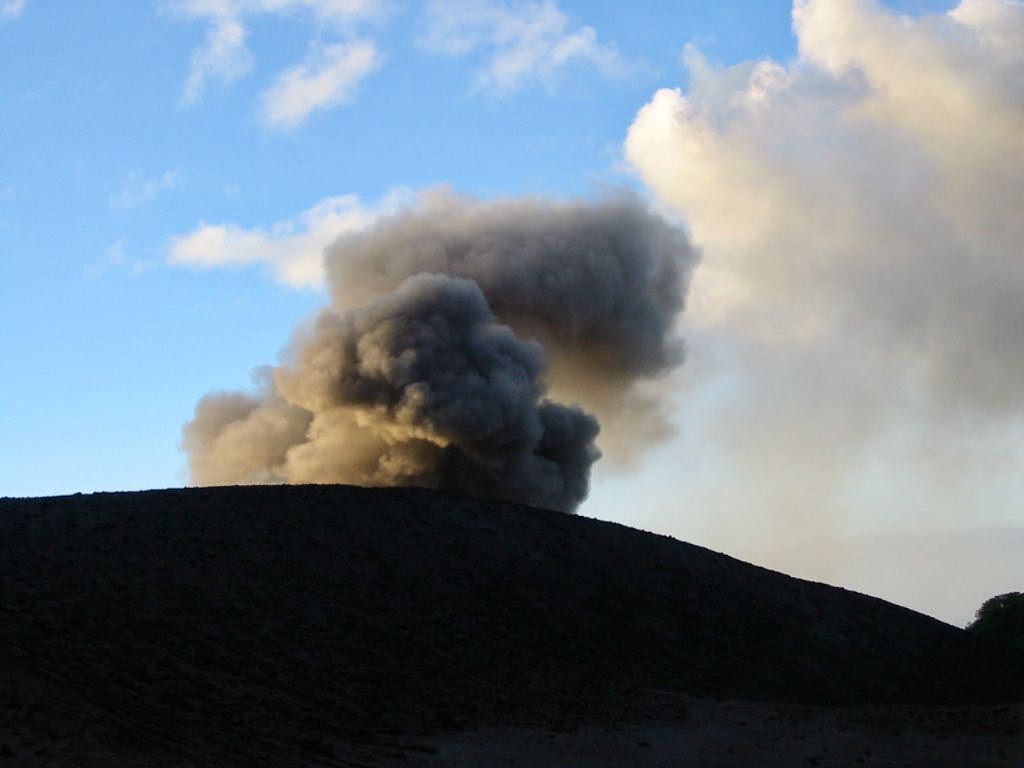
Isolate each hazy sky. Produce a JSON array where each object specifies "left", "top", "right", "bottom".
[{"left": 2, "top": 0, "right": 1019, "bottom": 626}]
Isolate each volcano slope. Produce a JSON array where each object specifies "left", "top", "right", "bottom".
[{"left": 0, "top": 485, "right": 1020, "bottom": 766}]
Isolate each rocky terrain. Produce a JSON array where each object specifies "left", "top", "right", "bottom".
[{"left": 1, "top": 485, "right": 1020, "bottom": 766}]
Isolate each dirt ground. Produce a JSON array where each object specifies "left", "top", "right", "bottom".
[
  {"left": 2, "top": 697, "right": 1021, "bottom": 767},
  {"left": 401, "top": 700, "right": 1024, "bottom": 768},
  {"left": 1, "top": 485, "right": 1020, "bottom": 766}
]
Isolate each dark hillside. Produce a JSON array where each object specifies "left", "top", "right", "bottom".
[{"left": 0, "top": 485, "right": 1018, "bottom": 764}]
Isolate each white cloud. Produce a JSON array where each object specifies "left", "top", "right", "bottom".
[
  {"left": 169, "top": 0, "right": 387, "bottom": 104},
  {"left": 421, "top": 0, "right": 627, "bottom": 92},
  {"left": 181, "top": 10, "right": 253, "bottom": 104},
  {"left": 261, "top": 39, "right": 380, "bottom": 129},
  {"left": 0, "top": 0, "right": 26, "bottom": 21},
  {"left": 168, "top": 189, "right": 412, "bottom": 288},
  {"left": 625, "top": 0, "right": 1024, "bottom": 538},
  {"left": 112, "top": 169, "right": 182, "bottom": 209}
]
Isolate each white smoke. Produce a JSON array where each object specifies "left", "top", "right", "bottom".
[{"left": 624, "top": 0, "right": 1024, "bottom": 540}]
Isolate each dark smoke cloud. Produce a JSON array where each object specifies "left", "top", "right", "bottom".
[
  {"left": 325, "top": 190, "right": 696, "bottom": 456},
  {"left": 184, "top": 192, "right": 696, "bottom": 511},
  {"left": 326, "top": 190, "right": 689, "bottom": 378}
]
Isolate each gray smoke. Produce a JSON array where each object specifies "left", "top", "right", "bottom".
[
  {"left": 184, "top": 192, "right": 696, "bottom": 511},
  {"left": 325, "top": 190, "right": 696, "bottom": 456}
]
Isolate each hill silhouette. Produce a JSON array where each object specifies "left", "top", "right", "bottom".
[{"left": 0, "top": 485, "right": 1019, "bottom": 765}]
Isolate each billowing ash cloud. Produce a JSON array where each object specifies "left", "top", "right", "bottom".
[
  {"left": 624, "top": 0, "right": 1024, "bottom": 542},
  {"left": 184, "top": 193, "right": 696, "bottom": 511},
  {"left": 324, "top": 190, "right": 696, "bottom": 457}
]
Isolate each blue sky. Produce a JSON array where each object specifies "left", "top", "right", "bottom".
[
  {"left": 3, "top": 0, "right": 1020, "bottom": 625},
  {"left": 0, "top": 0, "right": 802, "bottom": 495}
]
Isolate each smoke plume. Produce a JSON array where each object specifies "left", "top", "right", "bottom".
[
  {"left": 624, "top": 0, "right": 1024, "bottom": 545},
  {"left": 324, "top": 190, "right": 696, "bottom": 456},
  {"left": 184, "top": 193, "right": 696, "bottom": 511}
]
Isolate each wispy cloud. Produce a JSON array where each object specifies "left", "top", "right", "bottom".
[
  {"left": 112, "top": 169, "right": 182, "bottom": 209},
  {"left": 169, "top": 0, "right": 388, "bottom": 107},
  {"left": 88, "top": 239, "right": 158, "bottom": 278},
  {"left": 0, "top": 0, "right": 27, "bottom": 21},
  {"left": 87, "top": 239, "right": 128, "bottom": 278},
  {"left": 261, "top": 39, "right": 380, "bottom": 130},
  {"left": 167, "top": 189, "right": 412, "bottom": 288},
  {"left": 181, "top": 10, "right": 253, "bottom": 104},
  {"left": 420, "top": 0, "right": 628, "bottom": 93}
]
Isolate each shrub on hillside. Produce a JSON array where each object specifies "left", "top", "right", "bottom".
[{"left": 967, "top": 592, "right": 1024, "bottom": 660}]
